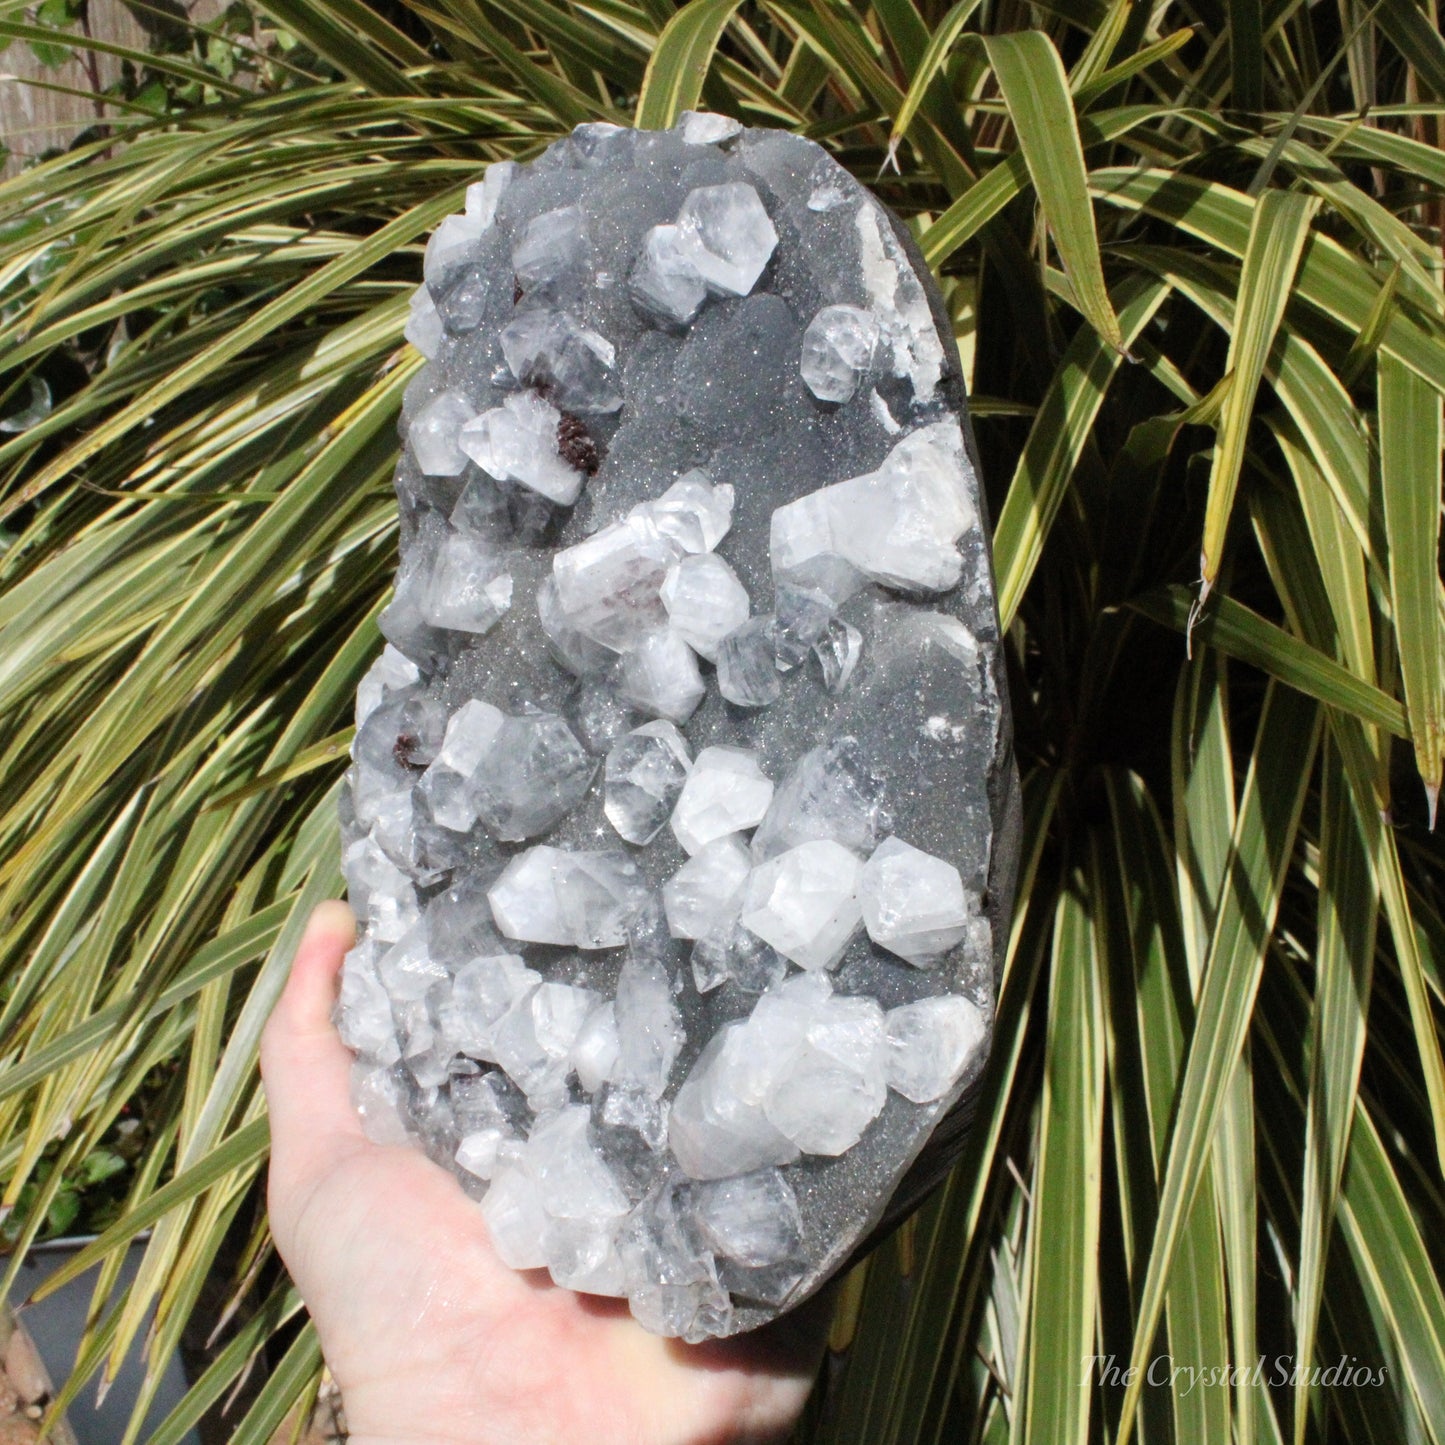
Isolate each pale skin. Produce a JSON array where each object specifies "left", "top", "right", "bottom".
[{"left": 259, "top": 901, "right": 829, "bottom": 1445}]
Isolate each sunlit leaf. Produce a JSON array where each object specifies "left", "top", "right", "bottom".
[
  {"left": 984, "top": 29, "right": 1122, "bottom": 352},
  {"left": 1117, "top": 684, "right": 1320, "bottom": 1444},
  {"left": 635, "top": 0, "right": 746, "bottom": 127},
  {"left": 1378, "top": 352, "right": 1445, "bottom": 813},
  {"left": 1199, "top": 189, "right": 1318, "bottom": 597}
]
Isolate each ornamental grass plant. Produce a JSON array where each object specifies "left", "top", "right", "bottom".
[{"left": 1, "top": 0, "right": 1444, "bottom": 1440}]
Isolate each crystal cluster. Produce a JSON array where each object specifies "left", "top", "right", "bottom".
[{"left": 340, "top": 117, "right": 1017, "bottom": 1341}]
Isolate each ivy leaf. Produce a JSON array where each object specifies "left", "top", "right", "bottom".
[
  {"left": 28, "top": 35, "right": 72, "bottom": 66},
  {"left": 78, "top": 1149, "right": 128, "bottom": 1186},
  {"left": 36, "top": 0, "right": 82, "bottom": 25},
  {"left": 133, "top": 81, "right": 170, "bottom": 114},
  {"left": 46, "top": 1189, "right": 81, "bottom": 1238}
]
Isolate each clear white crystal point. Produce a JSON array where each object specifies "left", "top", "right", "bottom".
[
  {"left": 511, "top": 204, "right": 588, "bottom": 293},
  {"left": 716, "top": 616, "right": 782, "bottom": 707},
  {"left": 689, "top": 1169, "right": 804, "bottom": 1268},
  {"left": 751, "top": 737, "right": 889, "bottom": 862},
  {"left": 528, "top": 1105, "right": 631, "bottom": 1220},
  {"left": 404, "top": 286, "right": 443, "bottom": 358},
  {"left": 545, "top": 1216, "right": 627, "bottom": 1295},
  {"left": 552, "top": 515, "right": 680, "bottom": 650},
  {"left": 812, "top": 617, "right": 863, "bottom": 693},
  {"left": 639, "top": 469, "right": 734, "bottom": 553},
  {"left": 663, "top": 834, "right": 751, "bottom": 940},
  {"left": 459, "top": 391, "right": 585, "bottom": 505},
  {"left": 355, "top": 644, "right": 420, "bottom": 728},
  {"left": 676, "top": 183, "right": 777, "bottom": 296},
  {"left": 464, "top": 160, "right": 514, "bottom": 227},
  {"left": 424, "top": 210, "right": 486, "bottom": 288},
  {"left": 488, "top": 846, "right": 647, "bottom": 949},
  {"left": 884, "top": 994, "right": 986, "bottom": 1102},
  {"left": 416, "top": 699, "right": 505, "bottom": 831},
  {"left": 860, "top": 835, "right": 973, "bottom": 966},
  {"left": 678, "top": 111, "right": 743, "bottom": 146},
  {"left": 617, "top": 629, "right": 705, "bottom": 724},
  {"left": 456, "top": 1129, "right": 510, "bottom": 1180},
  {"left": 468, "top": 712, "right": 595, "bottom": 842},
  {"left": 351, "top": 1061, "right": 411, "bottom": 1144},
  {"left": 661, "top": 553, "right": 750, "bottom": 661},
  {"left": 800, "top": 304, "right": 878, "bottom": 403},
  {"left": 572, "top": 1001, "right": 620, "bottom": 1094},
  {"left": 417, "top": 531, "right": 512, "bottom": 635},
  {"left": 438, "top": 952, "right": 537, "bottom": 1056},
  {"left": 342, "top": 835, "right": 419, "bottom": 943},
  {"left": 629, "top": 223, "right": 707, "bottom": 326},
  {"left": 604, "top": 721, "right": 692, "bottom": 844},
  {"left": 337, "top": 940, "right": 400, "bottom": 1063},
  {"left": 500, "top": 309, "right": 621, "bottom": 413},
  {"left": 613, "top": 954, "right": 685, "bottom": 1099},
  {"left": 668, "top": 1022, "right": 802, "bottom": 1180},
  {"left": 670, "top": 746, "right": 774, "bottom": 855},
  {"left": 769, "top": 422, "right": 976, "bottom": 595},
  {"left": 754, "top": 977, "right": 887, "bottom": 1155},
  {"left": 481, "top": 1165, "right": 550, "bottom": 1269},
  {"left": 855, "top": 201, "right": 946, "bottom": 401},
  {"left": 409, "top": 390, "right": 476, "bottom": 476},
  {"left": 739, "top": 839, "right": 864, "bottom": 971},
  {"left": 493, "top": 981, "right": 600, "bottom": 1097},
  {"left": 537, "top": 573, "right": 613, "bottom": 677}
]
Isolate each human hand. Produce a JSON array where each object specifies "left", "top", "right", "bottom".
[{"left": 260, "top": 902, "right": 829, "bottom": 1445}]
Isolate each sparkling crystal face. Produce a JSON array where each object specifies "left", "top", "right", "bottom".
[{"left": 341, "top": 116, "right": 1018, "bottom": 1342}]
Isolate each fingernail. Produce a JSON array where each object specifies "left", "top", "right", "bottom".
[{"left": 307, "top": 899, "right": 357, "bottom": 945}]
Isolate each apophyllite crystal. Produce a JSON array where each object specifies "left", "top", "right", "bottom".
[{"left": 339, "top": 117, "right": 1020, "bottom": 1341}]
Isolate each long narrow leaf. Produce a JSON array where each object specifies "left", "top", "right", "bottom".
[
  {"left": 1016, "top": 878, "right": 1104, "bottom": 1445},
  {"left": 993, "top": 276, "right": 1170, "bottom": 626},
  {"left": 1198, "top": 189, "right": 1318, "bottom": 597},
  {"left": 1117, "top": 684, "right": 1320, "bottom": 1444},
  {"left": 1132, "top": 586, "right": 1408, "bottom": 736},
  {"left": 635, "top": 0, "right": 746, "bottom": 126},
  {"left": 887, "top": 0, "right": 983, "bottom": 154},
  {"left": 984, "top": 30, "right": 1123, "bottom": 352},
  {"left": 1378, "top": 351, "right": 1445, "bottom": 815},
  {"left": 1295, "top": 739, "right": 1378, "bottom": 1444}
]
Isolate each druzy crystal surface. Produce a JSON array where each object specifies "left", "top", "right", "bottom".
[{"left": 340, "top": 117, "right": 1019, "bottom": 1341}]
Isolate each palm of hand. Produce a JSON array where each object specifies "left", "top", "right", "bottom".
[{"left": 261, "top": 903, "right": 826, "bottom": 1445}]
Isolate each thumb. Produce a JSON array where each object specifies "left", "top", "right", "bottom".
[{"left": 261, "top": 900, "right": 367, "bottom": 1197}]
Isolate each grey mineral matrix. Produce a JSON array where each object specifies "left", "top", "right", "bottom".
[{"left": 338, "top": 114, "right": 1021, "bottom": 1341}]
